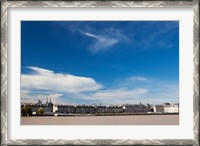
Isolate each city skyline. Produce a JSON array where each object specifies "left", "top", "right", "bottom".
[
  {"left": 22, "top": 97, "right": 179, "bottom": 106},
  {"left": 21, "top": 21, "right": 179, "bottom": 105}
]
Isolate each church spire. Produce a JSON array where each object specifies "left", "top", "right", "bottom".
[{"left": 46, "top": 97, "right": 48, "bottom": 104}]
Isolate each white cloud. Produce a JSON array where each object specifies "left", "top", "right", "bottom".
[
  {"left": 27, "top": 66, "right": 53, "bottom": 75},
  {"left": 82, "top": 32, "right": 97, "bottom": 38},
  {"left": 21, "top": 90, "right": 32, "bottom": 99},
  {"left": 48, "top": 88, "right": 149, "bottom": 105},
  {"left": 91, "top": 88, "right": 148, "bottom": 99},
  {"left": 21, "top": 90, "right": 63, "bottom": 104},
  {"left": 105, "top": 76, "right": 179, "bottom": 104},
  {"left": 21, "top": 68, "right": 179, "bottom": 105},
  {"left": 89, "top": 83, "right": 178, "bottom": 105},
  {"left": 48, "top": 93, "right": 63, "bottom": 99},
  {"left": 80, "top": 31, "right": 119, "bottom": 53},
  {"left": 21, "top": 66, "right": 102, "bottom": 93},
  {"left": 128, "top": 76, "right": 150, "bottom": 82}
]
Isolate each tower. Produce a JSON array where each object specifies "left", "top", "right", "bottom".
[
  {"left": 46, "top": 97, "right": 48, "bottom": 105},
  {"left": 37, "top": 99, "right": 42, "bottom": 105}
]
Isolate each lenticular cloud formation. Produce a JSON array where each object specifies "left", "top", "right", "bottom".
[{"left": 21, "top": 66, "right": 103, "bottom": 93}]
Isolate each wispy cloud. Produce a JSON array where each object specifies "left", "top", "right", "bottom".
[
  {"left": 48, "top": 87, "right": 149, "bottom": 105},
  {"left": 80, "top": 31, "right": 119, "bottom": 54},
  {"left": 152, "top": 21, "right": 179, "bottom": 35},
  {"left": 21, "top": 66, "right": 102, "bottom": 93},
  {"left": 27, "top": 66, "right": 53, "bottom": 75},
  {"left": 91, "top": 88, "right": 148, "bottom": 99},
  {"left": 21, "top": 89, "right": 63, "bottom": 104},
  {"left": 134, "top": 22, "right": 179, "bottom": 52},
  {"left": 127, "top": 76, "right": 150, "bottom": 82},
  {"left": 82, "top": 32, "right": 97, "bottom": 38},
  {"left": 104, "top": 76, "right": 179, "bottom": 104},
  {"left": 54, "top": 21, "right": 178, "bottom": 54}
]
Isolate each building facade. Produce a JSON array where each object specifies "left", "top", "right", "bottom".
[
  {"left": 152, "top": 103, "right": 179, "bottom": 113},
  {"left": 21, "top": 99, "right": 179, "bottom": 115}
]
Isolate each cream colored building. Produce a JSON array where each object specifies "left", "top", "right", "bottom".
[
  {"left": 163, "top": 105, "right": 179, "bottom": 113},
  {"left": 152, "top": 103, "right": 179, "bottom": 113},
  {"left": 53, "top": 104, "right": 58, "bottom": 113}
]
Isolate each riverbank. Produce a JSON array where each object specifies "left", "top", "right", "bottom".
[
  {"left": 21, "top": 114, "right": 179, "bottom": 125},
  {"left": 23, "top": 112, "right": 179, "bottom": 117}
]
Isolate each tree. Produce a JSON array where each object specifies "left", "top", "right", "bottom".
[
  {"left": 36, "top": 107, "right": 44, "bottom": 116},
  {"left": 21, "top": 106, "right": 32, "bottom": 116}
]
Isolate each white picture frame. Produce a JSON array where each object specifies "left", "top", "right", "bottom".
[{"left": 1, "top": 1, "right": 199, "bottom": 145}]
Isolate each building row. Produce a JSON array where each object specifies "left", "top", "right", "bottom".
[{"left": 21, "top": 99, "right": 179, "bottom": 115}]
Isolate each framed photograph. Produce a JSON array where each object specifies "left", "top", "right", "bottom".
[{"left": 1, "top": 0, "right": 199, "bottom": 145}]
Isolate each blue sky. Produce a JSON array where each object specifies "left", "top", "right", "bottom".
[{"left": 21, "top": 21, "right": 179, "bottom": 105}]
